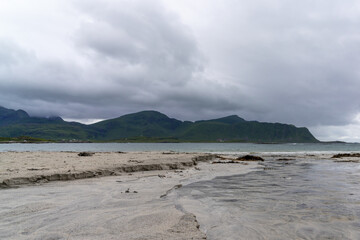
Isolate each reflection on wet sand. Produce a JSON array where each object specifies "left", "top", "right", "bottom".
[{"left": 177, "top": 155, "right": 360, "bottom": 240}]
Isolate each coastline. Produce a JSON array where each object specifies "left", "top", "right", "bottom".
[
  {"left": 1, "top": 151, "right": 358, "bottom": 239},
  {"left": 0, "top": 151, "right": 214, "bottom": 188},
  {"left": 0, "top": 151, "right": 258, "bottom": 239}
]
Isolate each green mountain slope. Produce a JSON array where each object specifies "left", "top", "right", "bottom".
[
  {"left": 0, "top": 106, "right": 319, "bottom": 143},
  {"left": 0, "top": 106, "right": 30, "bottom": 126},
  {"left": 91, "top": 111, "right": 183, "bottom": 140},
  {"left": 0, "top": 106, "right": 91, "bottom": 140}
]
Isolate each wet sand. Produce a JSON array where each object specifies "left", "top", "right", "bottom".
[
  {"left": 0, "top": 151, "right": 257, "bottom": 239},
  {"left": 176, "top": 153, "right": 360, "bottom": 240},
  {"left": 2, "top": 151, "right": 356, "bottom": 239}
]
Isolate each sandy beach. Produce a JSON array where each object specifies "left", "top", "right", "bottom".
[
  {"left": 0, "top": 151, "right": 215, "bottom": 188},
  {"left": 2, "top": 151, "right": 358, "bottom": 239},
  {"left": 0, "top": 151, "right": 257, "bottom": 239}
]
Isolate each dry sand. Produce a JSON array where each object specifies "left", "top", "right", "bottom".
[
  {"left": 0, "top": 151, "right": 257, "bottom": 240},
  {"left": 0, "top": 151, "right": 213, "bottom": 188}
]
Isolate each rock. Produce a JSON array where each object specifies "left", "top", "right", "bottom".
[
  {"left": 78, "top": 152, "right": 94, "bottom": 157},
  {"left": 212, "top": 160, "right": 248, "bottom": 164},
  {"left": 162, "top": 151, "right": 177, "bottom": 154},
  {"left": 236, "top": 155, "right": 264, "bottom": 161},
  {"left": 332, "top": 153, "right": 360, "bottom": 158}
]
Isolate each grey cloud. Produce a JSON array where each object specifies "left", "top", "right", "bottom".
[
  {"left": 0, "top": 0, "right": 228, "bottom": 119},
  {"left": 75, "top": 0, "right": 202, "bottom": 86},
  {"left": 1, "top": 0, "right": 360, "bottom": 142},
  {"left": 183, "top": 0, "right": 360, "bottom": 126}
]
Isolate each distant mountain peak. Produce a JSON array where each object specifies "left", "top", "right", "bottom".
[
  {"left": 196, "top": 115, "right": 246, "bottom": 124},
  {"left": 47, "top": 116, "right": 64, "bottom": 122},
  {"left": 126, "top": 110, "right": 168, "bottom": 117},
  {"left": 0, "top": 106, "right": 29, "bottom": 121},
  {"left": 119, "top": 110, "right": 173, "bottom": 121},
  {"left": 219, "top": 115, "right": 246, "bottom": 122}
]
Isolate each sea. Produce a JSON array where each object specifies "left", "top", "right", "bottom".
[
  {"left": 0, "top": 142, "right": 359, "bottom": 153},
  {"left": 1, "top": 142, "right": 360, "bottom": 239}
]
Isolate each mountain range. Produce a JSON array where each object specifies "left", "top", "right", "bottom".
[{"left": 0, "top": 106, "right": 319, "bottom": 143}]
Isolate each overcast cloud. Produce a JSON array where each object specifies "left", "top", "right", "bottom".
[{"left": 0, "top": 0, "right": 360, "bottom": 141}]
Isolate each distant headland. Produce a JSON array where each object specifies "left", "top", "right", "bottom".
[{"left": 0, "top": 106, "right": 319, "bottom": 143}]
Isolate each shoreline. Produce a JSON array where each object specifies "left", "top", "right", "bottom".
[
  {"left": 1, "top": 152, "right": 357, "bottom": 239},
  {"left": 0, "top": 151, "right": 259, "bottom": 240},
  {"left": 0, "top": 151, "right": 214, "bottom": 188},
  {"left": 1, "top": 151, "right": 355, "bottom": 189}
]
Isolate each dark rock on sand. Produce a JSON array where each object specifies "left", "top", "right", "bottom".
[
  {"left": 332, "top": 153, "right": 360, "bottom": 158},
  {"left": 236, "top": 155, "right": 264, "bottom": 161},
  {"left": 78, "top": 152, "right": 94, "bottom": 157}
]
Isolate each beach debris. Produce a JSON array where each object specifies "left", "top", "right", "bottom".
[
  {"left": 236, "top": 155, "right": 264, "bottom": 161},
  {"left": 27, "top": 168, "right": 50, "bottom": 171},
  {"left": 331, "top": 153, "right": 360, "bottom": 158},
  {"left": 212, "top": 160, "right": 248, "bottom": 165},
  {"left": 128, "top": 159, "right": 144, "bottom": 163},
  {"left": 162, "top": 151, "right": 177, "bottom": 154},
  {"left": 117, "top": 151, "right": 126, "bottom": 154},
  {"left": 277, "top": 158, "right": 295, "bottom": 161},
  {"left": 123, "top": 188, "right": 137, "bottom": 193},
  {"left": 78, "top": 152, "right": 94, "bottom": 157},
  {"left": 158, "top": 174, "right": 166, "bottom": 178},
  {"left": 195, "top": 167, "right": 201, "bottom": 171}
]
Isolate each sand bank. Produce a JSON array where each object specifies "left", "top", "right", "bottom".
[
  {"left": 0, "top": 151, "right": 258, "bottom": 240},
  {"left": 0, "top": 151, "right": 213, "bottom": 188}
]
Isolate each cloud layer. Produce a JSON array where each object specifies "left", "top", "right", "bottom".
[{"left": 0, "top": 0, "right": 360, "bottom": 141}]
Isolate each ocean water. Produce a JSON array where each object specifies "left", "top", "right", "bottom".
[
  {"left": 176, "top": 157, "right": 360, "bottom": 239},
  {"left": 0, "top": 142, "right": 359, "bottom": 153}
]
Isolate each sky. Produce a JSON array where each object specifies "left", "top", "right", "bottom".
[{"left": 0, "top": 0, "right": 360, "bottom": 142}]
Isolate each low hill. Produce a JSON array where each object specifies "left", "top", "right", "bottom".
[{"left": 0, "top": 106, "right": 319, "bottom": 143}]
